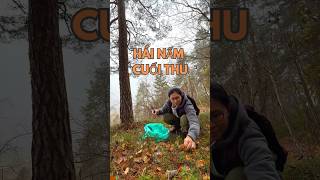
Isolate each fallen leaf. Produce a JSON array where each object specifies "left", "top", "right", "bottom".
[
  {"left": 179, "top": 144, "right": 185, "bottom": 150},
  {"left": 143, "top": 156, "right": 150, "bottom": 163},
  {"left": 153, "top": 145, "right": 159, "bottom": 152},
  {"left": 156, "top": 167, "right": 162, "bottom": 172},
  {"left": 121, "top": 143, "right": 126, "bottom": 149},
  {"left": 196, "top": 160, "right": 205, "bottom": 168},
  {"left": 133, "top": 157, "right": 142, "bottom": 163},
  {"left": 169, "top": 146, "right": 174, "bottom": 152},
  {"left": 142, "top": 167, "right": 147, "bottom": 174},
  {"left": 136, "top": 149, "right": 143, "bottom": 155},
  {"left": 116, "top": 156, "right": 126, "bottom": 165},
  {"left": 124, "top": 167, "right": 129, "bottom": 175},
  {"left": 146, "top": 152, "right": 152, "bottom": 157},
  {"left": 170, "top": 156, "right": 177, "bottom": 162},
  {"left": 130, "top": 167, "right": 138, "bottom": 174},
  {"left": 185, "top": 155, "right": 191, "bottom": 161},
  {"left": 203, "top": 174, "right": 210, "bottom": 180},
  {"left": 122, "top": 150, "right": 128, "bottom": 156}
]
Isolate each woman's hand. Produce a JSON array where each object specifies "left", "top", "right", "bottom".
[{"left": 183, "top": 136, "right": 196, "bottom": 150}]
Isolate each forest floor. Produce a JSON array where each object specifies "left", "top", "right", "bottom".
[
  {"left": 110, "top": 112, "right": 210, "bottom": 179},
  {"left": 111, "top": 111, "right": 320, "bottom": 180},
  {"left": 272, "top": 115, "right": 320, "bottom": 180},
  {"left": 280, "top": 136, "right": 320, "bottom": 179}
]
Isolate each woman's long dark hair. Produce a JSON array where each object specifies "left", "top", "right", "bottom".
[{"left": 168, "top": 87, "right": 184, "bottom": 97}]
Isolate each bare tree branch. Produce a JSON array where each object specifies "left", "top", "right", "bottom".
[
  {"left": 172, "top": 0, "right": 209, "bottom": 21},
  {"left": 11, "top": 0, "right": 26, "bottom": 15},
  {"left": 110, "top": 17, "right": 118, "bottom": 26},
  {"left": 136, "top": 0, "right": 161, "bottom": 28},
  {"left": 58, "top": 1, "right": 72, "bottom": 35},
  {"left": 0, "top": 132, "right": 31, "bottom": 155},
  {"left": 136, "top": 0, "right": 157, "bottom": 20}
]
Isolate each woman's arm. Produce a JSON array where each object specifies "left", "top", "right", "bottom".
[
  {"left": 157, "top": 100, "right": 171, "bottom": 115},
  {"left": 185, "top": 101, "right": 200, "bottom": 141}
]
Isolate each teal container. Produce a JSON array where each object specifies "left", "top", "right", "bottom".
[{"left": 142, "top": 123, "right": 170, "bottom": 142}]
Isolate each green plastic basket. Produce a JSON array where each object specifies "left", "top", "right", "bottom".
[{"left": 142, "top": 123, "right": 170, "bottom": 142}]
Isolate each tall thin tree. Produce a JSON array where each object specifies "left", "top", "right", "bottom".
[
  {"left": 28, "top": 0, "right": 76, "bottom": 179},
  {"left": 117, "top": 0, "right": 134, "bottom": 126}
]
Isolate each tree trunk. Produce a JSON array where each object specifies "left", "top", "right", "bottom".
[
  {"left": 28, "top": 0, "right": 76, "bottom": 179},
  {"left": 118, "top": 0, "right": 134, "bottom": 125}
]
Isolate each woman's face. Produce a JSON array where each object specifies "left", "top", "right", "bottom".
[
  {"left": 169, "top": 92, "right": 182, "bottom": 107},
  {"left": 211, "top": 100, "right": 229, "bottom": 142}
]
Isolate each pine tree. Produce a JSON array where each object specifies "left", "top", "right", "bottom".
[
  {"left": 78, "top": 64, "right": 108, "bottom": 180},
  {"left": 28, "top": 0, "right": 76, "bottom": 179},
  {"left": 135, "top": 81, "right": 153, "bottom": 120},
  {"left": 153, "top": 75, "right": 170, "bottom": 108}
]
